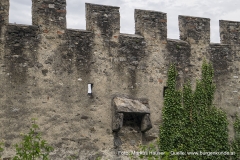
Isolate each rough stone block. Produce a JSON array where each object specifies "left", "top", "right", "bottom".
[
  {"left": 220, "top": 20, "right": 240, "bottom": 45},
  {"left": 32, "top": 0, "right": 66, "bottom": 30},
  {"left": 135, "top": 9, "right": 167, "bottom": 40},
  {"left": 141, "top": 114, "right": 152, "bottom": 132},
  {"left": 179, "top": 15, "right": 210, "bottom": 43},
  {"left": 113, "top": 97, "right": 150, "bottom": 114},
  {"left": 114, "top": 135, "right": 122, "bottom": 147},
  {"left": 48, "top": 4, "right": 55, "bottom": 8},
  {"left": 86, "top": 3, "right": 120, "bottom": 38},
  {"left": 112, "top": 112, "right": 123, "bottom": 132}
]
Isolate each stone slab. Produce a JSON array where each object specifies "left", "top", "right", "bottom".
[{"left": 113, "top": 97, "right": 150, "bottom": 114}]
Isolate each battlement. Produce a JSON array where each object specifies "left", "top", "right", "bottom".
[
  {"left": 32, "top": 0, "right": 66, "bottom": 31},
  {"left": 1, "top": 1, "right": 240, "bottom": 159},
  {"left": 135, "top": 9, "right": 167, "bottom": 41},
  {"left": 220, "top": 20, "right": 240, "bottom": 45},
  {"left": 179, "top": 15, "right": 210, "bottom": 44},
  {"left": 0, "top": 0, "right": 240, "bottom": 45}
]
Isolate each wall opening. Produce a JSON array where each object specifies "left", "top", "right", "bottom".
[
  {"left": 112, "top": 96, "right": 152, "bottom": 149},
  {"left": 210, "top": 19, "right": 220, "bottom": 43},
  {"left": 118, "top": 112, "right": 144, "bottom": 149},
  {"left": 163, "top": 86, "right": 168, "bottom": 97},
  {"left": 88, "top": 83, "right": 93, "bottom": 95},
  {"left": 66, "top": 0, "right": 84, "bottom": 29},
  {"left": 9, "top": 0, "right": 31, "bottom": 25},
  {"left": 122, "top": 112, "right": 144, "bottom": 131}
]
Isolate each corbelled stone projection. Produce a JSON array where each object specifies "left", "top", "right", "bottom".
[
  {"left": 0, "top": 0, "right": 240, "bottom": 159},
  {"left": 113, "top": 97, "right": 150, "bottom": 114},
  {"left": 112, "top": 96, "right": 152, "bottom": 132}
]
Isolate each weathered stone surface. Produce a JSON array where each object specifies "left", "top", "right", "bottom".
[
  {"left": 179, "top": 16, "right": 210, "bottom": 43},
  {"left": 112, "top": 96, "right": 152, "bottom": 135},
  {"left": 32, "top": 0, "right": 66, "bottom": 31},
  {"left": 210, "top": 44, "right": 232, "bottom": 79},
  {"left": 166, "top": 39, "right": 191, "bottom": 89},
  {"left": 135, "top": 9, "right": 167, "bottom": 40},
  {"left": 114, "top": 134, "right": 122, "bottom": 147},
  {"left": 141, "top": 114, "right": 152, "bottom": 132},
  {"left": 112, "top": 113, "right": 124, "bottom": 131},
  {"left": 220, "top": 20, "right": 240, "bottom": 45},
  {"left": 0, "top": 1, "right": 240, "bottom": 159},
  {"left": 113, "top": 97, "right": 150, "bottom": 113}
]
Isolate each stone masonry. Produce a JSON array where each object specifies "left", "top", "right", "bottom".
[{"left": 0, "top": 0, "right": 240, "bottom": 159}]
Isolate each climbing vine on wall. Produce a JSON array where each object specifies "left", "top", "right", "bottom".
[
  {"left": 159, "top": 61, "right": 230, "bottom": 160},
  {"left": 232, "top": 116, "right": 240, "bottom": 160}
]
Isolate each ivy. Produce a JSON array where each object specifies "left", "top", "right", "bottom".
[
  {"left": 134, "top": 61, "right": 239, "bottom": 160},
  {"left": 232, "top": 116, "right": 240, "bottom": 160},
  {"left": 159, "top": 61, "right": 230, "bottom": 160}
]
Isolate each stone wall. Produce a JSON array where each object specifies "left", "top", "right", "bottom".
[{"left": 0, "top": 0, "right": 240, "bottom": 159}]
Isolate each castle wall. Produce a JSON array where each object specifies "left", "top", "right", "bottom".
[{"left": 0, "top": 1, "right": 240, "bottom": 159}]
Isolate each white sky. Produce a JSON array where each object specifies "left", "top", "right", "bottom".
[{"left": 9, "top": 0, "right": 240, "bottom": 42}]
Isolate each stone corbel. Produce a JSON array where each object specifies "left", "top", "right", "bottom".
[{"left": 112, "top": 96, "right": 152, "bottom": 132}]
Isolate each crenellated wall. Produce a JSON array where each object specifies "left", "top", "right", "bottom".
[{"left": 0, "top": 1, "right": 240, "bottom": 159}]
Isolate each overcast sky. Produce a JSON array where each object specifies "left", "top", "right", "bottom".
[{"left": 9, "top": 0, "right": 240, "bottom": 42}]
